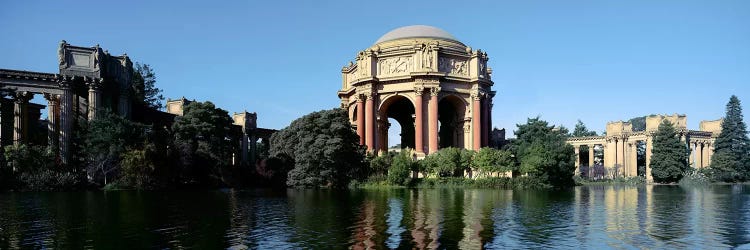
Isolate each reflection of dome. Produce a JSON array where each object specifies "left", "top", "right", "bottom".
[{"left": 374, "top": 25, "right": 460, "bottom": 44}]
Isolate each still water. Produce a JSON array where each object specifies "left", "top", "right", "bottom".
[{"left": 1, "top": 185, "right": 750, "bottom": 249}]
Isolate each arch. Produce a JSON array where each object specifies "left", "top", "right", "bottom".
[
  {"left": 438, "top": 94, "right": 467, "bottom": 149},
  {"left": 378, "top": 94, "right": 416, "bottom": 151}
]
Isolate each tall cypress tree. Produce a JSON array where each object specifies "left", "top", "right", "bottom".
[
  {"left": 650, "top": 120, "right": 688, "bottom": 183},
  {"left": 711, "top": 95, "right": 750, "bottom": 182}
]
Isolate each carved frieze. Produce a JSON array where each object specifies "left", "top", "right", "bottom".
[
  {"left": 378, "top": 56, "right": 412, "bottom": 76},
  {"left": 438, "top": 57, "right": 468, "bottom": 76}
]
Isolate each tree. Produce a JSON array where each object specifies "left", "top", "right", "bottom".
[
  {"left": 710, "top": 95, "right": 750, "bottom": 182},
  {"left": 132, "top": 63, "right": 164, "bottom": 110},
  {"left": 649, "top": 120, "right": 688, "bottom": 183},
  {"left": 510, "top": 117, "right": 576, "bottom": 187},
  {"left": 628, "top": 116, "right": 647, "bottom": 132},
  {"left": 422, "top": 147, "right": 474, "bottom": 177},
  {"left": 471, "top": 147, "right": 515, "bottom": 177},
  {"left": 172, "top": 101, "right": 234, "bottom": 185},
  {"left": 387, "top": 150, "right": 415, "bottom": 185},
  {"left": 571, "top": 119, "right": 597, "bottom": 137},
  {"left": 83, "top": 110, "right": 146, "bottom": 185},
  {"left": 270, "top": 109, "right": 366, "bottom": 188}
]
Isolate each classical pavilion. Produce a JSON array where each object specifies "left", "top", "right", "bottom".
[{"left": 338, "top": 25, "right": 495, "bottom": 156}]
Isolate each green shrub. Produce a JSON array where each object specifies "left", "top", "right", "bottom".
[
  {"left": 387, "top": 150, "right": 414, "bottom": 185},
  {"left": 422, "top": 148, "right": 474, "bottom": 177},
  {"left": 679, "top": 168, "right": 712, "bottom": 186}
]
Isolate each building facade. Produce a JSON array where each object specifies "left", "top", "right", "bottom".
[
  {"left": 567, "top": 114, "right": 721, "bottom": 181},
  {"left": 0, "top": 41, "right": 133, "bottom": 164},
  {"left": 337, "top": 25, "right": 495, "bottom": 156}
]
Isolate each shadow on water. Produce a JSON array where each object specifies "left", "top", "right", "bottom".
[{"left": 2, "top": 185, "right": 750, "bottom": 249}]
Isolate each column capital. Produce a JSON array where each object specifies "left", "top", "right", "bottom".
[
  {"left": 414, "top": 86, "right": 425, "bottom": 95},
  {"left": 43, "top": 93, "right": 61, "bottom": 102},
  {"left": 471, "top": 90, "right": 482, "bottom": 101},
  {"left": 429, "top": 87, "right": 441, "bottom": 97},
  {"left": 354, "top": 94, "right": 364, "bottom": 103},
  {"left": 14, "top": 91, "right": 32, "bottom": 103},
  {"left": 364, "top": 92, "right": 375, "bottom": 100},
  {"left": 87, "top": 78, "right": 104, "bottom": 90}
]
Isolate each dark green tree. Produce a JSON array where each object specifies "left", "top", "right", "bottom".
[
  {"left": 571, "top": 119, "right": 597, "bottom": 137},
  {"left": 83, "top": 110, "right": 146, "bottom": 185},
  {"left": 270, "top": 109, "right": 366, "bottom": 188},
  {"left": 628, "top": 116, "right": 647, "bottom": 132},
  {"left": 471, "top": 147, "right": 515, "bottom": 177},
  {"left": 387, "top": 150, "right": 415, "bottom": 185},
  {"left": 710, "top": 95, "right": 750, "bottom": 182},
  {"left": 510, "top": 117, "right": 576, "bottom": 187},
  {"left": 172, "top": 101, "right": 234, "bottom": 185},
  {"left": 649, "top": 120, "right": 688, "bottom": 183},
  {"left": 421, "top": 147, "right": 474, "bottom": 177},
  {"left": 132, "top": 63, "right": 164, "bottom": 110}
]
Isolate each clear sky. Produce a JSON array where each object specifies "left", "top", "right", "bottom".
[{"left": 1, "top": 0, "right": 748, "bottom": 142}]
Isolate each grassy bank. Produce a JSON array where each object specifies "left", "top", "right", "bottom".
[{"left": 352, "top": 176, "right": 553, "bottom": 189}]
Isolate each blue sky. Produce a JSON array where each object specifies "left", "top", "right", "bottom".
[{"left": 1, "top": 0, "right": 748, "bottom": 142}]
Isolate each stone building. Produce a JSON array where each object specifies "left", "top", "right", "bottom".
[
  {"left": 567, "top": 114, "right": 721, "bottom": 181},
  {"left": 338, "top": 25, "right": 495, "bottom": 156},
  {"left": 165, "top": 97, "right": 276, "bottom": 165},
  {"left": 0, "top": 41, "right": 133, "bottom": 164}
]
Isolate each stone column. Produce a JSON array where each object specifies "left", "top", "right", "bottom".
[
  {"left": 471, "top": 91, "right": 481, "bottom": 150},
  {"left": 240, "top": 131, "right": 249, "bottom": 165},
  {"left": 707, "top": 142, "right": 714, "bottom": 166},
  {"left": 428, "top": 87, "right": 440, "bottom": 154},
  {"left": 696, "top": 142, "right": 703, "bottom": 168},
  {"left": 588, "top": 145, "right": 595, "bottom": 167},
  {"left": 620, "top": 139, "right": 627, "bottom": 177},
  {"left": 645, "top": 136, "right": 653, "bottom": 181},
  {"left": 44, "top": 94, "right": 61, "bottom": 153},
  {"left": 59, "top": 80, "right": 74, "bottom": 165},
  {"left": 603, "top": 139, "right": 612, "bottom": 170},
  {"left": 13, "top": 92, "right": 32, "bottom": 145},
  {"left": 629, "top": 142, "right": 638, "bottom": 177},
  {"left": 87, "top": 79, "right": 102, "bottom": 121},
  {"left": 688, "top": 142, "right": 698, "bottom": 168},
  {"left": 364, "top": 93, "right": 375, "bottom": 152},
  {"left": 702, "top": 142, "right": 710, "bottom": 167},
  {"left": 482, "top": 96, "right": 490, "bottom": 147},
  {"left": 118, "top": 90, "right": 131, "bottom": 118},
  {"left": 573, "top": 145, "right": 581, "bottom": 175},
  {"left": 414, "top": 87, "right": 424, "bottom": 154},
  {"left": 356, "top": 96, "right": 365, "bottom": 145}
]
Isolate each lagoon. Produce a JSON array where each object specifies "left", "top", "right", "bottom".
[{"left": 1, "top": 185, "right": 749, "bottom": 249}]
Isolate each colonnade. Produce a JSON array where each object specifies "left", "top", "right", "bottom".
[{"left": 354, "top": 87, "right": 491, "bottom": 155}]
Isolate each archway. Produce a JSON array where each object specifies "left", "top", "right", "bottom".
[
  {"left": 438, "top": 95, "right": 467, "bottom": 149},
  {"left": 379, "top": 95, "right": 415, "bottom": 151}
]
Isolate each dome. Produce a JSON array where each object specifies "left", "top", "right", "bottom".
[{"left": 374, "top": 25, "right": 460, "bottom": 44}]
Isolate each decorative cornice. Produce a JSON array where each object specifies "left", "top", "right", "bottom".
[{"left": 0, "top": 69, "right": 57, "bottom": 82}]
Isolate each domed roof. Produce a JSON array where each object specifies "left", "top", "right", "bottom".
[{"left": 374, "top": 25, "right": 460, "bottom": 44}]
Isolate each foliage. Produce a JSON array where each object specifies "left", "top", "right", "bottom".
[
  {"left": 571, "top": 119, "right": 597, "bottom": 137},
  {"left": 172, "top": 101, "right": 234, "bottom": 185},
  {"left": 575, "top": 175, "right": 645, "bottom": 186},
  {"left": 257, "top": 153, "right": 295, "bottom": 186},
  {"left": 421, "top": 147, "right": 474, "bottom": 177},
  {"left": 710, "top": 95, "right": 750, "bottom": 182},
  {"left": 132, "top": 63, "right": 165, "bottom": 110},
  {"left": 387, "top": 150, "right": 415, "bottom": 185},
  {"left": 510, "top": 117, "right": 576, "bottom": 187},
  {"left": 471, "top": 147, "right": 515, "bottom": 176},
  {"left": 3, "top": 144, "right": 82, "bottom": 191},
  {"left": 370, "top": 152, "right": 394, "bottom": 178},
  {"left": 270, "top": 109, "right": 366, "bottom": 188},
  {"left": 83, "top": 110, "right": 146, "bottom": 186},
  {"left": 649, "top": 120, "right": 688, "bottom": 183},
  {"left": 411, "top": 176, "right": 551, "bottom": 189},
  {"left": 679, "top": 168, "right": 712, "bottom": 186},
  {"left": 628, "top": 116, "right": 647, "bottom": 132},
  {"left": 119, "top": 143, "right": 160, "bottom": 189}
]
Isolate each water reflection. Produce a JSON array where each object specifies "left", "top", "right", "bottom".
[{"left": 2, "top": 186, "right": 750, "bottom": 248}]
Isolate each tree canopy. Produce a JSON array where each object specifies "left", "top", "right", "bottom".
[
  {"left": 710, "top": 95, "right": 750, "bottom": 182},
  {"left": 270, "top": 108, "right": 366, "bottom": 188},
  {"left": 571, "top": 119, "right": 597, "bottom": 137},
  {"left": 510, "top": 117, "right": 576, "bottom": 187},
  {"left": 172, "top": 101, "right": 234, "bottom": 184},
  {"left": 649, "top": 120, "right": 688, "bottom": 183},
  {"left": 132, "top": 63, "right": 165, "bottom": 110}
]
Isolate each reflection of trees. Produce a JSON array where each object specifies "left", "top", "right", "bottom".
[
  {"left": 511, "top": 189, "right": 576, "bottom": 247},
  {"left": 437, "top": 188, "right": 464, "bottom": 248},
  {"left": 648, "top": 186, "right": 690, "bottom": 245},
  {"left": 715, "top": 185, "right": 750, "bottom": 247}
]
